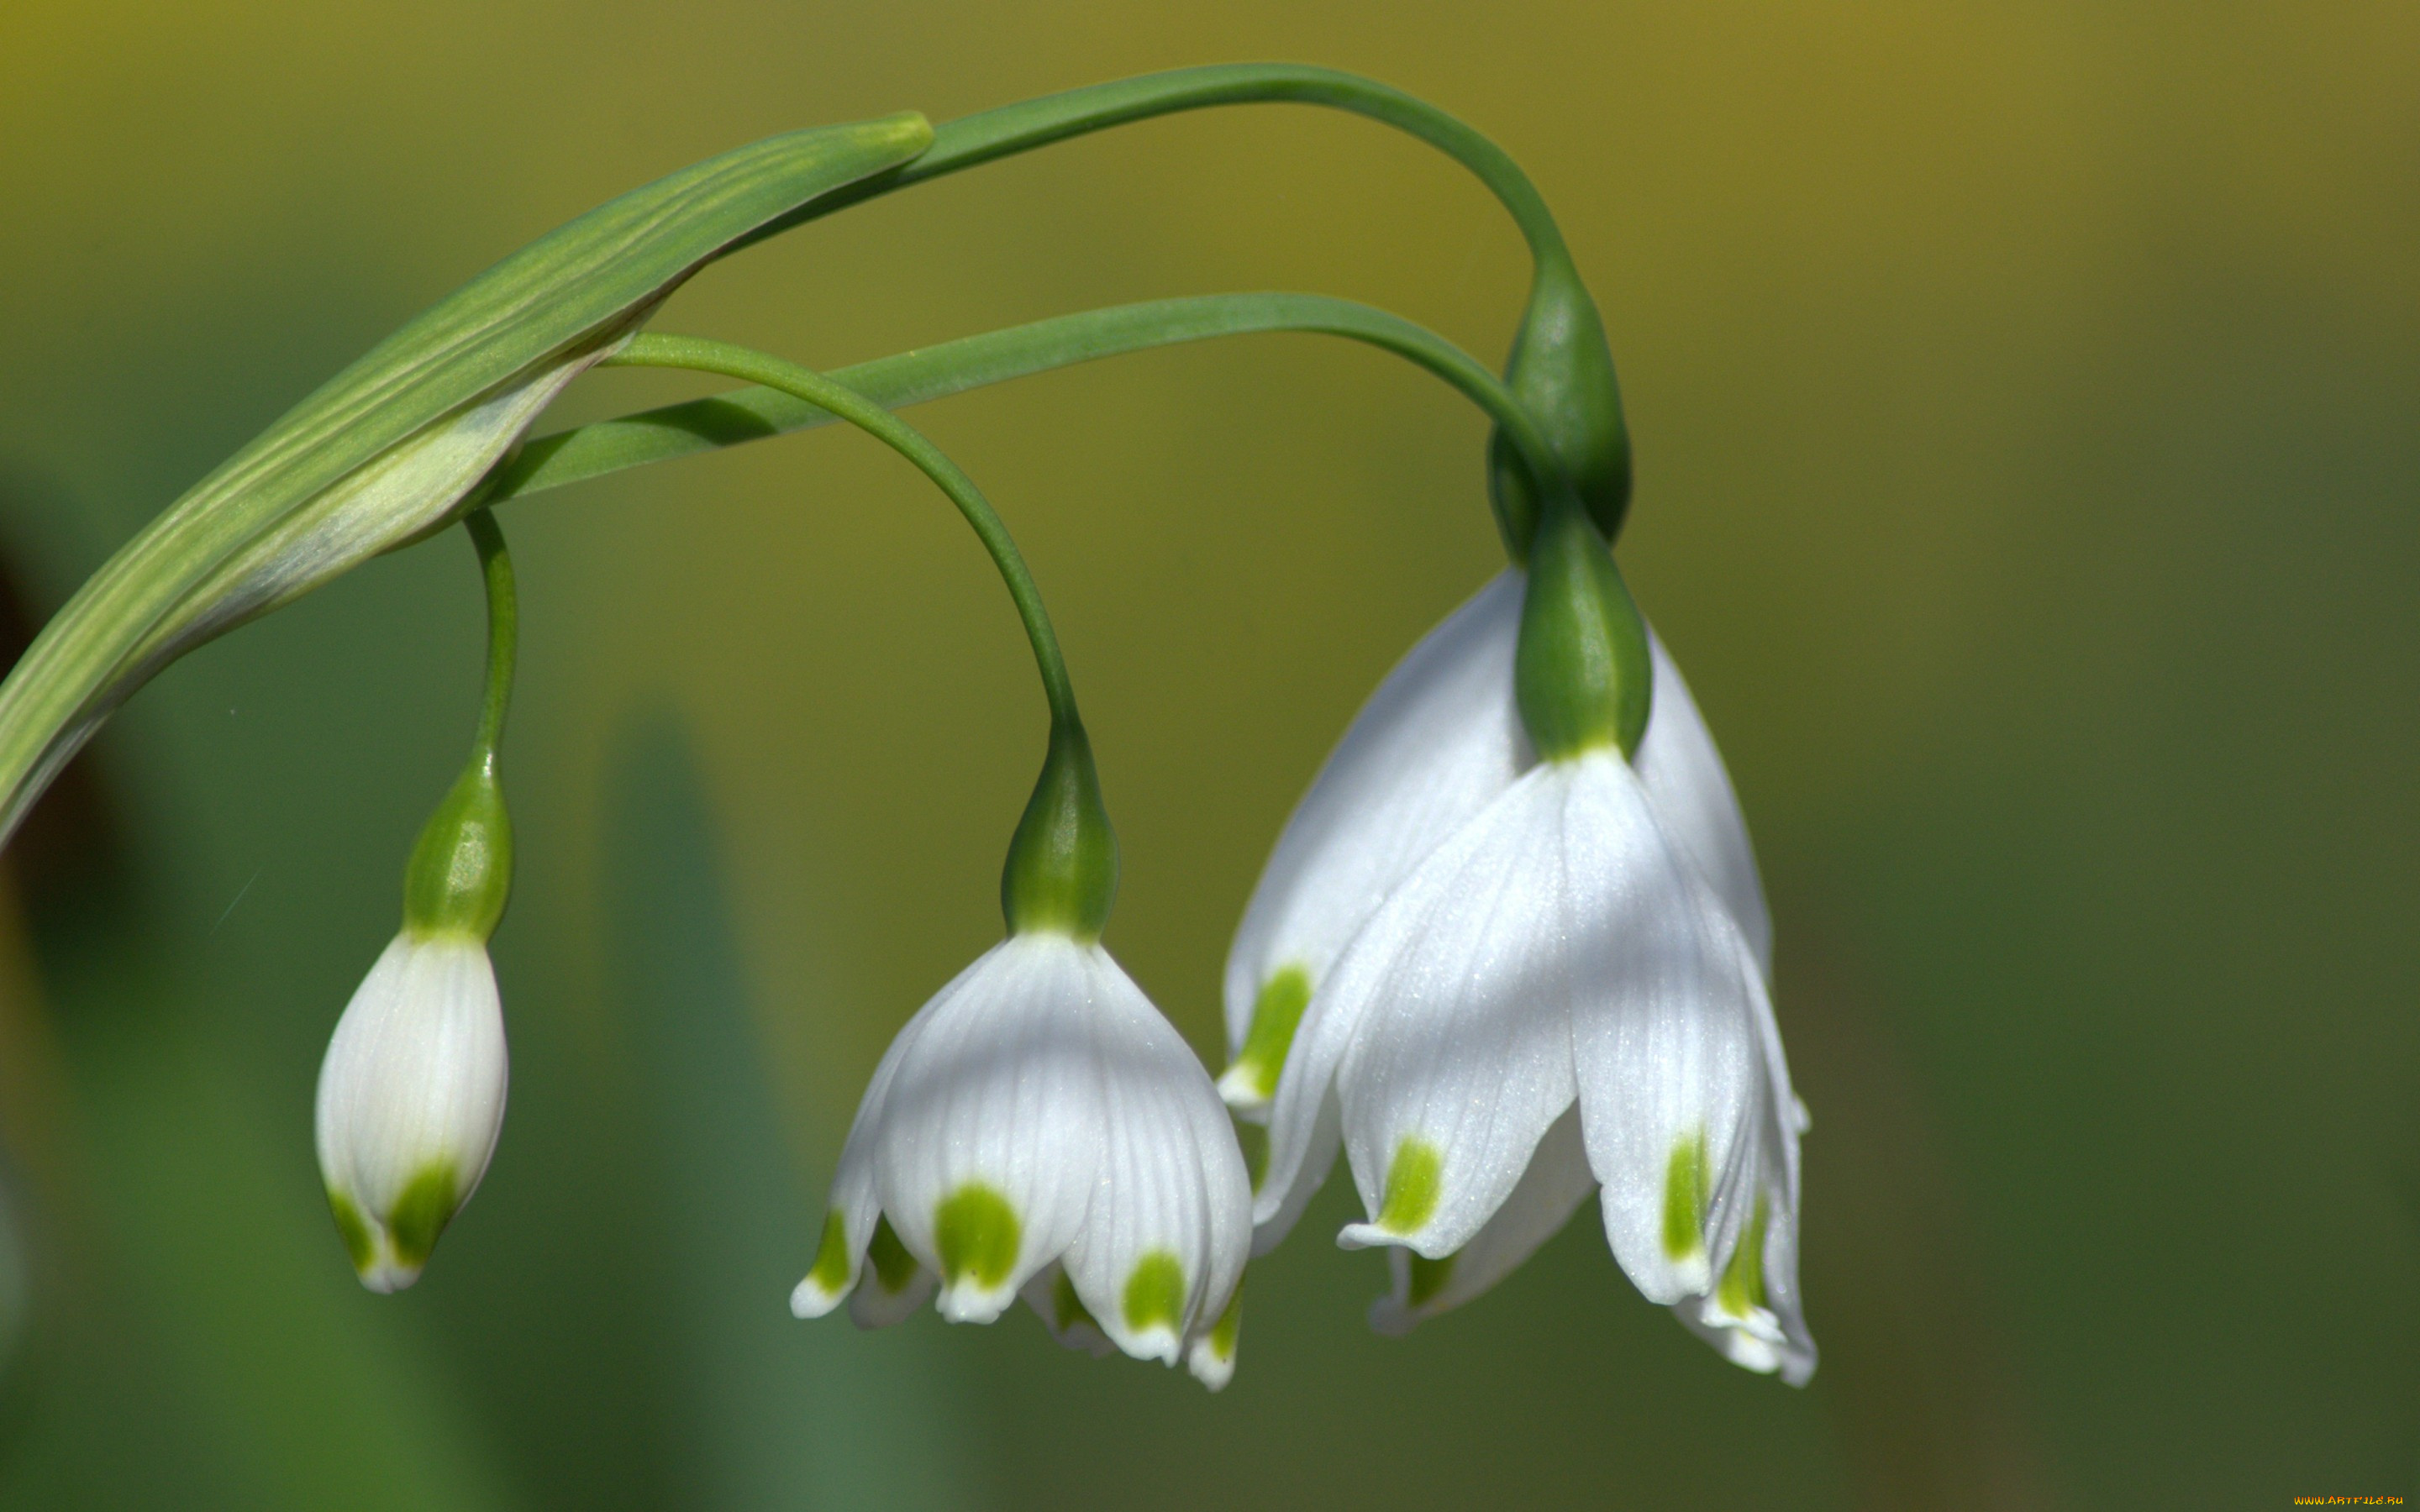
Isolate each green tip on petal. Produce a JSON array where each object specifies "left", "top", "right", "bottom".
[
  {"left": 1000, "top": 718, "right": 1119, "bottom": 940},
  {"left": 807, "top": 1210, "right": 853, "bottom": 1295},
  {"left": 387, "top": 1160, "right": 462, "bottom": 1272},
  {"left": 1207, "top": 1279, "right": 1244, "bottom": 1358},
  {"left": 1226, "top": 966, "right": 1311, "bottom": 1104},
  {"left": 868, "top": 1215, "right": 919, "bottom": 1294},
  {"left": 1376, "top": 1137, "right": 1444, "bottom": 1236},
  {"left": 1187, "top": 1278, "right": 1244, "bottom": 1391},
  {"left": 1122, "top": 1251, "right": 1187, "bottom": 1336},
  {"left": 327, "top": 1188, "right": 376, "bottom": 1275},
  {"left": 934, "top": 1184, "right": 1022, "bottom": 1291},
  {"left": 1716, "top": 1194, "right": 1771, "bottom": 1319},
  {"left": 1661, "top": 1133, "right": 1709, "bottom": 1264}
]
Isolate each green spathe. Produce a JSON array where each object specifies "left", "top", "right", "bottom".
[
  {"left": 1487, "top": 255, "right": 1633, "bottom": 555},
  {"left": 0, "top": 110, "right": 934, "bottom": 844},
  {"left": 1229, "top": 965, "right": 1313, "bottom": 1101},
  {"left": 934, "top": 1184, "right": 1022, "bottom": 1291},
  {"left": 1000, "top": 718, "right": 1119, "bottom": 940},
  {"left": 1376, "top": 1137, "right": 1444, "bottom": 1235},
  {"left": 1513, "top": 492, "right": 1651, "bottom": 761}
]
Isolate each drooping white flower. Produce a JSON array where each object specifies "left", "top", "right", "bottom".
[
  {"left": 1228, "top": 566, "right": 1812, "bottom": 1383},
  {"left": 792, "top": 932, "right": 1252, "bottom": 1388},
  {"left": 315, "top": 931, "right": 509, "bottom": 1293}
]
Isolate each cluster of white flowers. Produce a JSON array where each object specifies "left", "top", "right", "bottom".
[
  {"left": 781, "top": 566, "right": 1813, "bottom": 1389},
  {"left": 306, "top": 549, "right": 1810, "bottom": 1391}
]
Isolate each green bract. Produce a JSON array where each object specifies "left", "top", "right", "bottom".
[
  {"left": 1487, "top": 255, "right": 1634, "bottom": 554},
  {"left": 1513, "top": 492, "right": 1653, "bottom": 761},
  {"left": 402, "top": 762, "right": 513, "bottom": 942},
  {"left": 0, "top": 110, "right": 933, "bottom": 842},
  {"left": 1000, "top": 719, "right": 1120, "bottom": 941}
]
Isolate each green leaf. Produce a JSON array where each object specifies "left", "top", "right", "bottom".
[{"left": 0, "top": 110, "right": 932, "bottom": 842}]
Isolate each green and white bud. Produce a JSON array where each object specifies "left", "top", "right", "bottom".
[{"left": 316, "top": 761, "right": 513, "bottom": 1293}]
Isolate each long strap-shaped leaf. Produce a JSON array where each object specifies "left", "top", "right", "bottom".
[{"left": 0, "top": 112, "right": 933, "bottom": 842}]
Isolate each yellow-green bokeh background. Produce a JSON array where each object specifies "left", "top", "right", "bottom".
[{"left": 2, "top": 3, "right": 2415, "bottom": 1507}]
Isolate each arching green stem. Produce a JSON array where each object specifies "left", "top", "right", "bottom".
[
  {"left": 401, "top": 510, "right": 518, "bottom": 941},
  {"left": 490, "top": 293, "right": 1566, "bottom": 510},
  {"left": 724, "top": 64, "right": 1628, "bottom": 553},
  {"left": 601, "top": 333, "right": 1080, "bottom": 730},
  {"left": 737, "top": 64, "right": 1570, "bottom": 268}
]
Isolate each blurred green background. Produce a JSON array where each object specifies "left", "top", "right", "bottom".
[{"left": 1, "top": 2, "right": 2414, "bottom": 1507}]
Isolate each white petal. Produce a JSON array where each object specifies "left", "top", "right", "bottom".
[
  {"left": 847, "top": 1223, "right": 939, "bottom": 1331},
  {"left": 1635, "top": 633, "right": 1771, "bottom": 975},
  {"left": 1309, "top": 764, "right": 1584, "bottom": 1258},
  {"left": 1673, "top": 1121, "right": 1814, "bottom": 1386},
  {"left": 1369, "top": 1101, "right": 1595, "bottom": 1335},
  {"left": 314, "top": 932, "right": 508, "bottom": 1292},
  {"left": 857, "top": 936, "right": 1107, "bottom": 1324},
  {"left": 1713, "top": 948, "right": 1819, "bottom": 1383},
  {"left": 1220, "top": 571, "right": 1529, "bottom": 1112},
  {"left": 1249, "top": 1001, "right": 1350, "bottom": 1251},
  {"left": 1018, "top": 1262, "right": 1118, "bottom": 1358},
  {"left": 1561, "top": 752, "right": 1769, "bottom": 1305},
  {"left": 1056, "top": 947, "right": 1252, "bottom": 1367},
  {"left": 792, "top": 962, "right": 941, "bottom": 1319},
  {"left": 1185, "top": 1278, "right": 1244, "bottom": 1390}
]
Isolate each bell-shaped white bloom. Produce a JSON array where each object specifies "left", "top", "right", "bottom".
[
  {"left": 792, "top": 933, "right": 1252, "bottom": 1387},
  {"left": 315, "top": 931, "right": 509, "bottom": 1293},
  {"left": 1219, "top": 573, "right": 1530, "bottom": 1119},
  {"left": 1228, "top": 570, "right": 1812, "bottom": 1383},
  {"left": 1224, "top": 573, "right": 1771, "bottom": 1111}
]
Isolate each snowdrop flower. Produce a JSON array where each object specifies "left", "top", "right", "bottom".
[
  {"left": 317, "top": 928, "right": 508, "bottom": 1293},
  {"left": 316, "top": 758, "right": 513, "bottom": 1292},
  {"left": 793, "top": 723, "right": 1253, "bottom": 1388},
  {"left": 318, "top": 512, "right": 518, "bottom": 1293},
  {"left": 1228, "top": 496, "right": 1813, "bottom": 1383}
]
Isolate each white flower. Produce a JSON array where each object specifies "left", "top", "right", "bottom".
[
  {"left": 1227, "top": 569, "right": 1812, "bottom": 1383},
  {"left": 792, "top": 932, "right": 1252, "bottom": 1388},
  {"left": 315, "top": 931, "right": 509, "bottom": 1294}
]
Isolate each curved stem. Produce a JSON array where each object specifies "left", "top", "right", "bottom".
[
  {"left": 734, "top": 64, "right": 1572, "bottom": 270},
  {"left": 602, "top": 333, "right": 1081, "bottom": 727},
  {"left": 490, "top": 293, "right": 1564, "bottom": 507},
  {"left": 461, "top": 508, "right": 516, "bottom": 771}
]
